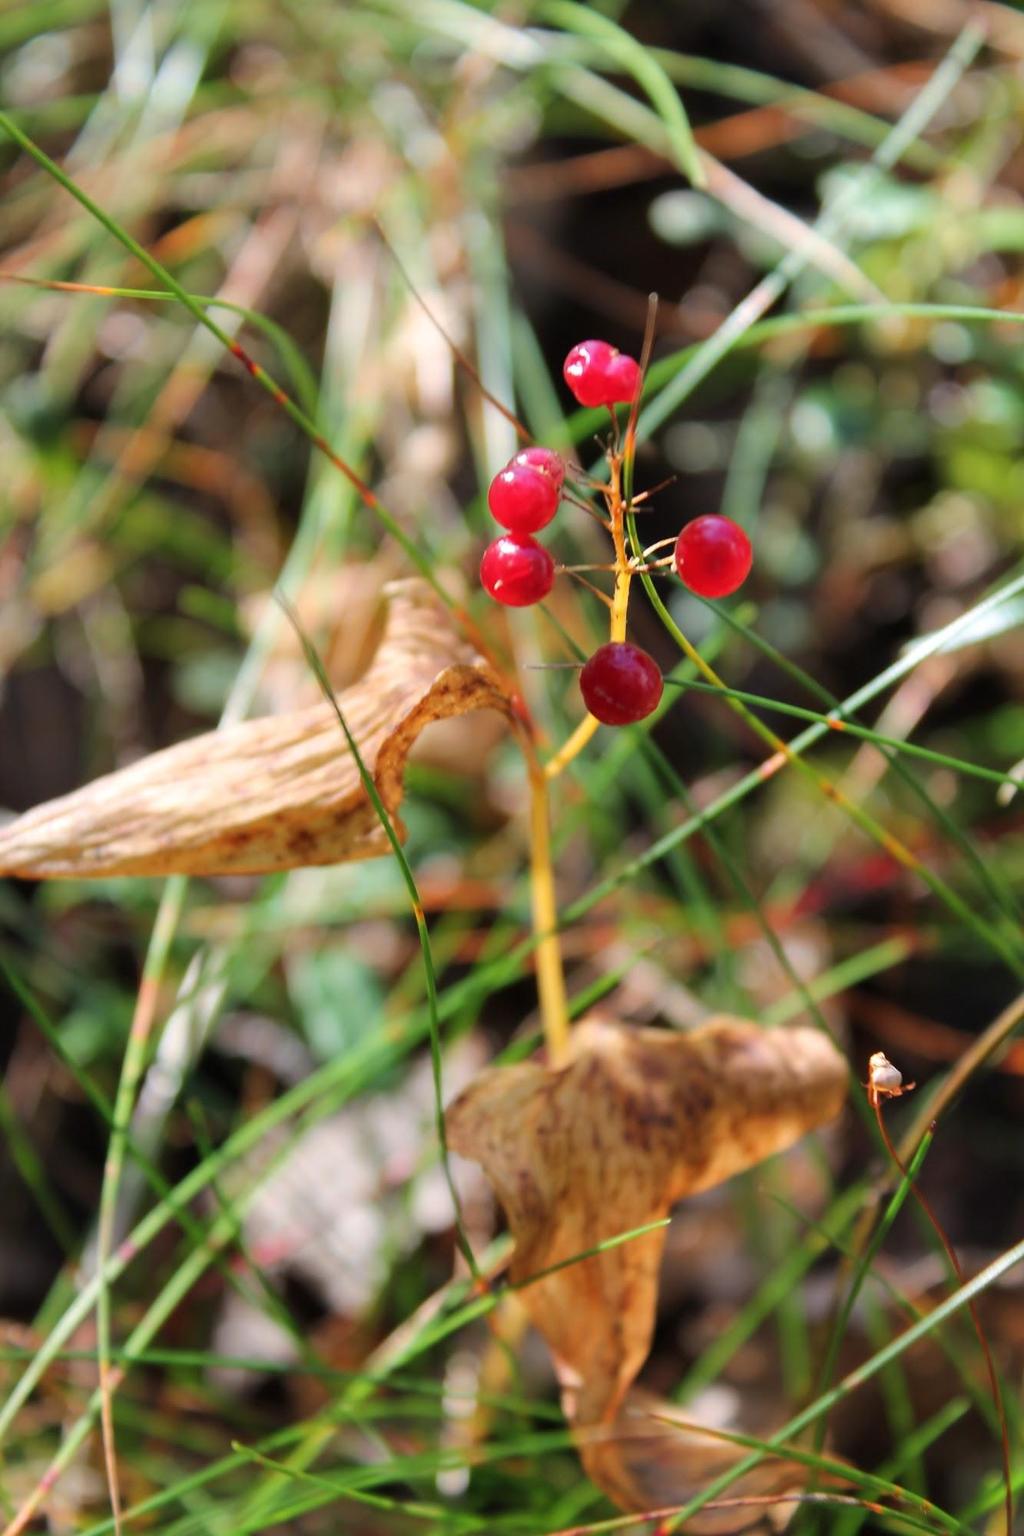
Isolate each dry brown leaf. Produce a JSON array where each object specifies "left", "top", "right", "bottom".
[
  {"left": 580, "top": 1391, "right": 813, "bottom": 1536},
  {"left": 0, "top": 579, "right": 515, "bottom": 878},
  {"left": 447, "top": 1014, "right": 847, "bottom": 1526},
  {"left": 242, "top": 560, "right": 510, "bottom": 778},
  {"left": 240, "top": 556, "right": 396, "bottom": 710}
]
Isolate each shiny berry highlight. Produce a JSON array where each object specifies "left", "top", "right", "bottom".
[
  {"left": 480, "top": 534, "right": 555, "bottom": 607},
  {"left": 512, "top": 445, "right": 565, "bottom": 488},
  {"left": 563, "top": 339, "right": 641, "bottom": 409},
  {"left": 673, "top": 515, "right": 752, "bottom": 599},
  {"left": 487, "top": 460, "right": 560, "bottom": 534}
]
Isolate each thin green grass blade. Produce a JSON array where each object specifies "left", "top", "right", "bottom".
[
  {"left": 675, "top": 1180, "right": 867, "bottom": 1403},
  {"left": 559, "top": 299, "right": 1024, "bottom": 453},
  {"left": 629, "top": 520, "right": 1024, "bottom": 977},
  {"left": 230, "top": 1444, "right": 489, "bottom": 1530},
  {"left": 649, "top": 49, "right": 943, "bottom": 172},
  {"left": 275, "top": 591, "right": 480, "bottom": 1282},
  {"left": 830, "top": 1398, "right": 972, "bottom": 1536},
  {"left": 760, "top": 938, "right": 914, "bottom": 1027},
  {"left": 662, "top": 1236, "right": 1024, "bottom": 1532},
  {"left": 809, "top": 1131, "right": 935, "bottom": 1464},
  {"left": 662, "top": 675, "right": 1022, "bottom": 791},
  {"left": 634, "top": 23, "right": 986, "bottom": 442},
  {"left": 0, "top": 275, "right": 321, "bottom": 415},
  {"left": 0, "top": 110, "right": 458, "bottom": 613},
  {"left": 538, "top": 0, "right": 704, "bottom": 185},
  {"left": 686, "top": 601, "right": 1023, "bottom": 931},
  {"left": 642, "top": 1414, "right": 962, "bottom": 1536},
  {"left": 562, "top": 570, "right": 1024, "bottom": 940},
  {"left": 863, "top": 1288, "right": 928, "bottom": 1499}
]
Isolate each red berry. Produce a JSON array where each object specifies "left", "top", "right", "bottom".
[
  {"left": 563, "top": 339, "right": 641, "bottom": 408},
  {"left": 604, "top": 351, "right": 641, "bottom": 402},
  {"left": 579, "top": 641, "right": 663, "bottom": 726},
  {"left": 673, "top": 515, "right": 752, "bottom": 599},
  {"left": 512, "top": 445, "right": 565, "bottom": 488},
  {"left": 480, "top": 533, "right": 555, "bottom": 607},
  {"left": 487, "top": 461, "right": 559, "bottom": 534}
]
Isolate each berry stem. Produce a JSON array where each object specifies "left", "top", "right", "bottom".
[
  {"left": 545, "top": 442, "right": 636, "bottom": 781},
  {"left": 608, "top": 452, "right": 634, "bottom": 645},
  {"left": 544, "top": 711, "right": 601, "bottom": 779},
  {"left": 561, "top": 571, "right": 615, "bottom": 608}
]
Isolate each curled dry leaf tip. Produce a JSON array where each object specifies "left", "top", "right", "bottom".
[
  {"left": 447, "top": 1014, "right": 848, "bottom": 1531},
  {"left": 0, "top": 580, "right": 516, "bottom": 879}
]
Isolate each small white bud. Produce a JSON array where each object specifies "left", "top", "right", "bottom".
[{"left": 868, "top": 1051, "right": 903, "bottom": 1092}]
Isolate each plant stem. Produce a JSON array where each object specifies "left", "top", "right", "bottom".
[
  {"left": 526, "top": 750, "right": 571, "bottom": 1062},
  {"left": 607, "top": 451, "right": 633, "bottom": 644},
  {"left": 545, "top": 434, "right": 634, "bottom": 783},
  {"left": 544, "top": 712, "right": 601, "bottom": 779},
  {"left": 533, "top": 434, "right": 639, "bottom": 1053},
  {"left": 529, "top": 430, "right": 649, "bottom": 1056}
]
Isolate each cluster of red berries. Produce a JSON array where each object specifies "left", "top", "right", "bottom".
[
  {"left": 479, "top": 447, "right": 564, "bottom": 607},
  {"left": 479, "top": 339, "right": 755, "bottom": 727}
]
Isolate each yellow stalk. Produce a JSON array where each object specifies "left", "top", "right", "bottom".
[
  {"left": 545, "top": 447, "right": 633, "bottom": 782},
  {"left": 530, "top": 429, "right": 637, "bottom": 1056},
  {"left": 544, "top": 712, "right": 601, "bottom": 779},
  {"left": 526, "top": 751, "right": 571, "bottom": 1062}
]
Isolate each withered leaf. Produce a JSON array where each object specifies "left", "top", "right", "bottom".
[
  {"left": 240, "top": 556, "right": 396, "bottom": 709},
  {"left": 447, "top": 1014, "right": 847, "bottom": 1525},
  {"left": 579, "top": 1391, "right": 813, "bottom": 1536},
  {"left": 0, "top": 579, "right": 515, "bottom": 879}
]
